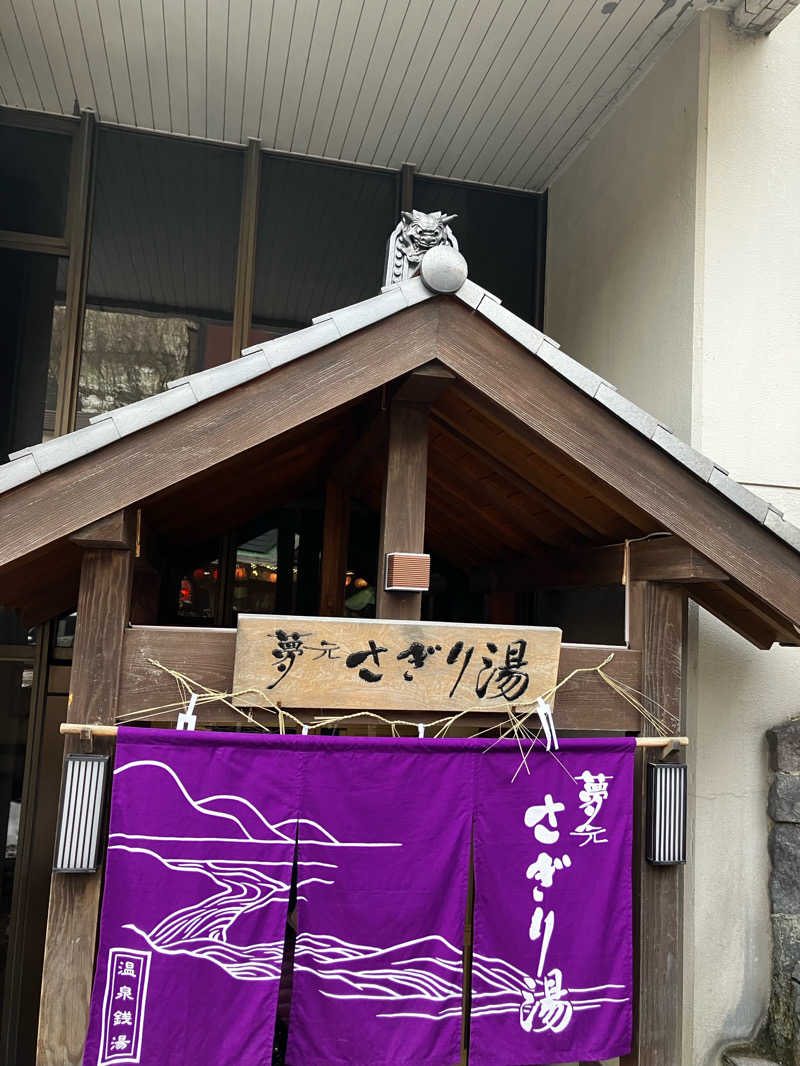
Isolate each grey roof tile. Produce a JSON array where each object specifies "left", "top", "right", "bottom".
[
  {"left": 455, "top": 278, "right": 500, "bottom": 309},
  {"left": 595, "top": 382, "right": 659, "bottom": 439},
  {"left": 89, "top": 381, "right": 197, "bottom": 436},
  {"left": 536, "top": 339, "right": 606, "bottom": 397},
  {"left": 709, "top": 467, "right": 771, "bottom": 523},
  {"left": 766, "top": 508, "right": 800, "bottom": 553},
  {"left": 476, "top": 297, "right": 546, "bottom": 355},
  {"left": 652, "top": 425, "right": 715, "bottom": 482},
  {"left": 0, "top": 453, "right": 40, "bottom": 494},
  {"left": 313, "top": 286, "right": 408, "bottom": 336},
  {"left": 244, "top": 317, "right": 345, "bottom": 373},
  {"left": 170, "top": 350, "right": 270, "bottom": 401},
  {"left": 12, "top": 418, "right": 120, "bottom": 474},
  {"left": 397, "top": 276, "right": 435, "bottom": 307}
]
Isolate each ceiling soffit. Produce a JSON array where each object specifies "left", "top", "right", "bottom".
[{"left": 0, "top": 0, "right": 751, "bottom": 191}]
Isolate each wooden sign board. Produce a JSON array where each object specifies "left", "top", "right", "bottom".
[{"left": 232, "top": 614, "right": 561, "bottom": 713}]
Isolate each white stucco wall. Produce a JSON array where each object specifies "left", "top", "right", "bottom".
[
  {"left": 544, "top": 18, "right": 703, "bottom": 441},
  {"left": 691, "top": 11, "right": 800, "bottom": 1064},
  {"left": 546, "top": 9, "right": 800, "bottom": 1065}
]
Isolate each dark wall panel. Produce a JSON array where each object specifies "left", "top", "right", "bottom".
[
  {"left": 0, "top": 126, "right": 71, "bottom": 236},
  {"left": 87, "top": 129, "right": 242, "bottom": 318},
  {"left": 414, "top": 177, "right": 546, "bottom": 326},
  {"left": 253, "top": 157, "right": 397, "bottom": 328}
]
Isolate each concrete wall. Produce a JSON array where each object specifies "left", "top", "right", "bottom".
[
  {"left": 544, "top": 17, "right": 703, "bottom": 441},
  {"left": 692, "top": 11, "right": 800, "bottom": 1064},
  {"left": 546, "top": 9, "right": 800, "bottom": 1064}
]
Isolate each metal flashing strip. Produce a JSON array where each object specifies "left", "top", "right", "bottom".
[{"left": 1, "top": 270, "right": 799, "bottom": 561}]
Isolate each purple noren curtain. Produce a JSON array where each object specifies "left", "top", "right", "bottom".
[{"left": 83, "top": 730, "right": 633, "bottom": 1066}]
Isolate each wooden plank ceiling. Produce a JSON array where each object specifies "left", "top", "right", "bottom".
[{"left": 1, "top": 0, "right": 735, "bottom": 190}]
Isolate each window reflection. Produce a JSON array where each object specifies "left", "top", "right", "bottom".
[
  {"left": 233, "top": 529, "right": 280, "bottom": 619},
  {"left": 78, "top": 128, "right": 242, "bottom": 420},
  {"left": 77, "top": 309, "right": 201, "bottom": 422},
  {"left": 0, "top": 250, "right": 66, "bottom": 456},
  {"left": 177, "top": 558, "right": 220, "bottom": 625}
]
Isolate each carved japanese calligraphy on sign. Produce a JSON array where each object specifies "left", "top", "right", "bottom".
[{"left": 232, "top": 615, "right": 561, "bottom": 713}]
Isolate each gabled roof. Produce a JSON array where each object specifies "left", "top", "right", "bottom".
[
  {"left": 3, "top": 274, "right": 798, "bottom": 557},
  {"left": 0, "top": 269, "right": 799, "bottom": 645}
]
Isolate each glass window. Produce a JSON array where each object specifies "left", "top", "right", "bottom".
[
  {"left": 233, "top": 528, "right": 280, "bottom": 620},
  {"left": 414, "top": 177, "right": 546, "bottom": 325},
  {"left": 0, "top": 126, "right": 71, "bottom": 236},
  {"left": 77, "top": 129, "right": 243, "bottom": 424},
  {"left": 253, "top": 157, "right": 397, "bottom": 330},
  {"left": 0, "top": 249, "right": 66, "bottom": 458},
  {"left": 161, "top": 549, "right": 223, "bottom": 628}
]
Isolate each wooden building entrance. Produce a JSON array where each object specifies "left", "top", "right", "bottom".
[{"left": 1, "top": 258, "right": 799, "bottom": 1065}]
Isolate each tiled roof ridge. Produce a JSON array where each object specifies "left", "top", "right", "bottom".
[{"left": 1, "top": 275, "right": 798, "bottom": 557}]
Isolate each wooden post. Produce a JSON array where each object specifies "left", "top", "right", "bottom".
[
  {"left": 621, "top": 580, "right": 687, "bottom": 1066},
  {"left": 231, "top": 137, "right": 261, "bottom": 359},
  {"left": 319, "top": 478, "right": 350, "bottom": 617},
  {"left": 36, "top": 510, "right": 135, "bottom": 1066},
  {"left": 375, "top": 365, "right": 453, "bottom": 621},
  {"left": 399, "top": 162, "right": 415, "bottom": 213},
  {"left": 55, "top": 109, "right": 95, "bottom": 438},
  {"left": 375, "top": 400, "right": 429, "bottom": 620}
]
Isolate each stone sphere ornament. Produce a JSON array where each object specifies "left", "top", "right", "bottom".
[{"left": 420, "top": 245, "right": 468, "bottom": 293}]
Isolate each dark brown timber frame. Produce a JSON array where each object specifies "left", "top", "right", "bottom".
[
  {"left": 1, "top": 299, "right": 797, "bottom": 641},
  {"left": 0, "top": 294, "right": 796, "bottom": 1063},
  {"left": 36, "top": 510, "right": 135, "bottom": 1064}
]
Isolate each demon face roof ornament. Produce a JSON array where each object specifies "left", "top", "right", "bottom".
[{"left": 383, "top": 209, "right": 459, "bottom": 288}]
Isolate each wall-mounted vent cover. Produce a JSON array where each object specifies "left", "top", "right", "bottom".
[{"left": 384, "top": 552, "right": 431, "bottom": 592}]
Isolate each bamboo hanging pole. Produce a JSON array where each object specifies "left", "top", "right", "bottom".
[{"left": 59, "top": 722, "right": 688, "bottom": 748}]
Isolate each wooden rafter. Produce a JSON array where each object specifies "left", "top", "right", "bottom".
[{"left": 435, "top": 300, "right": 800, "bottom": 629}]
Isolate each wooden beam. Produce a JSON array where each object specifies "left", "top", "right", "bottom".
[
  {"left": 114, "top": 626, "right": 643, "bottom": 731},
  {"left": 433, "top": 389, "right": 638, "bottom": 540},
  {"left": 375, "top": 399, "right": 430, "bottom": 619},
  {"left": 0, "top": 230, "right": 70, "bottom": 255},
  {"left": 437, "top": 301, "right": 800, "bottom": 627},
  {"left": 70, "top": 507, "right": 137, "bottom": 551},
  {"left": 393, "top": 361, "right": 455, "bottom": 405},
  {"left": 621, "top": 581, "right": 686, "bottom": 1066},
  {"left": 36, "top": 539, "right": 134, "bottom": 1066},
  {"left": 231, "top": 137, "right": 261, "bottom": 359},
  {"left": 0, "top": 299, "right": 440, "bottom": 571},
  {"left": 504, "top": 536, "right": 729, "bottom": 590},
  {"left": 54, "top": 109, "right": 95, "bottom": 438},
  {"left": 0, "top": 105, "right": 78, "bottom": 134},
  {"left": 511, "top": 545, "right": 625, "bottom": 588},
  {"left": 319, "top": 478, "right": 350, "bottom": 617},
  {"left": 689, "top": 581, "right": 799, "bottom": 648},
  {"left": 430, "top": 413, "right": 601, "bottom": 541},
  {"left": 629, "top": 536, "right": 728, "bottom": 583},
  {"left": 330, "top": 411, "right": 387, "bottom": 488}
]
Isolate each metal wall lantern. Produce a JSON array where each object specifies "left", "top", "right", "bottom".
[
  {"left": 53, "top": 753, "right": 110, "bottom": 873},
  {"left": 646, "top": 761, "right": 688, "bottom": 865}
]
